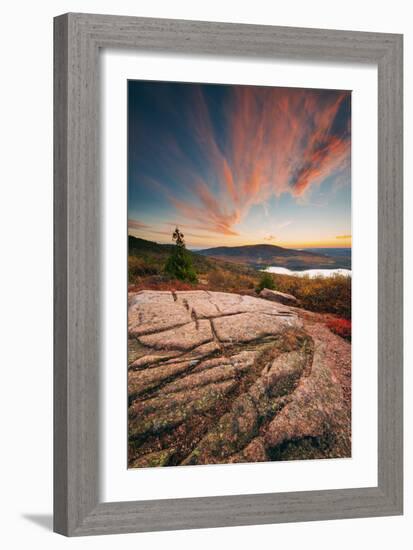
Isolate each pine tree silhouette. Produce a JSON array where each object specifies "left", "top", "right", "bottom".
[{"left": 164, "top": 227, "right": 198, "bottom": 283}]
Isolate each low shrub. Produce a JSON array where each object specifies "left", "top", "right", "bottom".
[
  {"left": 208, "top": 269, "right": 255, "bottom": 291},
  {"left": 256, "top": 272, "right": 276, "bottom": 293},
  {"left": 326, "top": 317, "right": 352, "bottom": 341},
  {"left": 207, "top": 269, "right": 228, "bottom": 289},
  {"left": 271, "top": 273, "right": 351, "bottom": 319},
  {"left": 128, "top": 275, "right": 201, "bottom": 292},
  {"left": 128, "top": 255, "right": 160, "bottom": 282}
]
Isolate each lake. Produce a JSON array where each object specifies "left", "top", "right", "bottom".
[{"left": 264, "top": 266, "right": 352, "bottom": 278}]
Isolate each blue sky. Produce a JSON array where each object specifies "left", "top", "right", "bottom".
[{"left": 128, "top": 80, "right": 351, "bottom": 249}]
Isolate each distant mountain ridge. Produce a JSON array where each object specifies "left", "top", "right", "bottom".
[
  {"left": 128, "top": 235, "right": 174, "bottom": 254},
  {"left": 128, "top": 236, "right": 261, "bottom": 280},
  {"left": 197, "top": 243, "right": 351, "bottom": 270},
  {"left": 128, "top": 236, "right": 351, "bottom": 271}
]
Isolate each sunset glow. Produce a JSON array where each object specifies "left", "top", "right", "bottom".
[{"left": 128, "top": 81, "right": 351, "bottom": 249}]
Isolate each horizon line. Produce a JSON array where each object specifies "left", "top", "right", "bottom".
[{"left": 128, "top": 232, "right": 351, "bottom": 250}]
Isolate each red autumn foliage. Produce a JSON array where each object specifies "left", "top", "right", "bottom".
[
  {"left": 326, "top": 317, "right": 351, "bottom": 341},
  {"left": 128, "top": 279, "right": 205, "bottom": 293}
]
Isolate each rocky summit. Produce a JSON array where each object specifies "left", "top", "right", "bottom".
[{"left": 128, "top": 290, "right": 351, "bottom": 467}]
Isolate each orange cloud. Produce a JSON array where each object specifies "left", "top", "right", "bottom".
[
  {"left": 336, "top": 234, "right": 352, "bottom": 239},
  {"left": 154, "top": 86, "right": 350, "bottom": 236},
  {"left": 128, "top": 219, "right": 150, "bottom": 230}
]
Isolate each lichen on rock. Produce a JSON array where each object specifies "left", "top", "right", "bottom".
[{"left": 127, "top": 290, "right": 351, "bottom": 467}]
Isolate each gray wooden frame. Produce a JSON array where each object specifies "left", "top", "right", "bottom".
[{"left": 54, "top": 13, "right": 403, "bottom": 536}]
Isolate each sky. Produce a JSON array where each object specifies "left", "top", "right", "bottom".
[{"left": 128, "top": 80, "right": 351, "bottom": 250}]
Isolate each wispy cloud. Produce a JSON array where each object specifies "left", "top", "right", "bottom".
[
  {"left": 143, "top": 86, "right": 350, "bottom": 237},
  {"left": 128, "top": 219, "right": 150, "bottom": 230},
  {"left": 276, "top": 220, "right": 292, "bottom": 230},
  {"left": 336, "top": 234, "right": 351, "bottom": 239}
]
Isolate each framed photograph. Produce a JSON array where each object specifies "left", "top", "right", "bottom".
[{"left": 54, "top": 13, "right": 403, "bottom": 536}]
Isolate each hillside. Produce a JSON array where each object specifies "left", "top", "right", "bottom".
[
  {"left": 197, "top": 243, "right": 350, "bottom": 270},
  {"left": 128, "top": 235, "right": 351, "bottom": 320},
  {"left": 128, "top": 236, "right": 256, "bottom": 276}
]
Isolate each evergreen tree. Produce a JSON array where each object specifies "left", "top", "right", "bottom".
[
  {"left": 164, "top": 227, "right": 198, "bottom": 283},
  {"left": 256, "top": 272, "right": 276, "bottom": 293}
]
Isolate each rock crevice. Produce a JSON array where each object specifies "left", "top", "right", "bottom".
[{"left": 128, "top": 290, "right": 351, "bottom": 467}]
